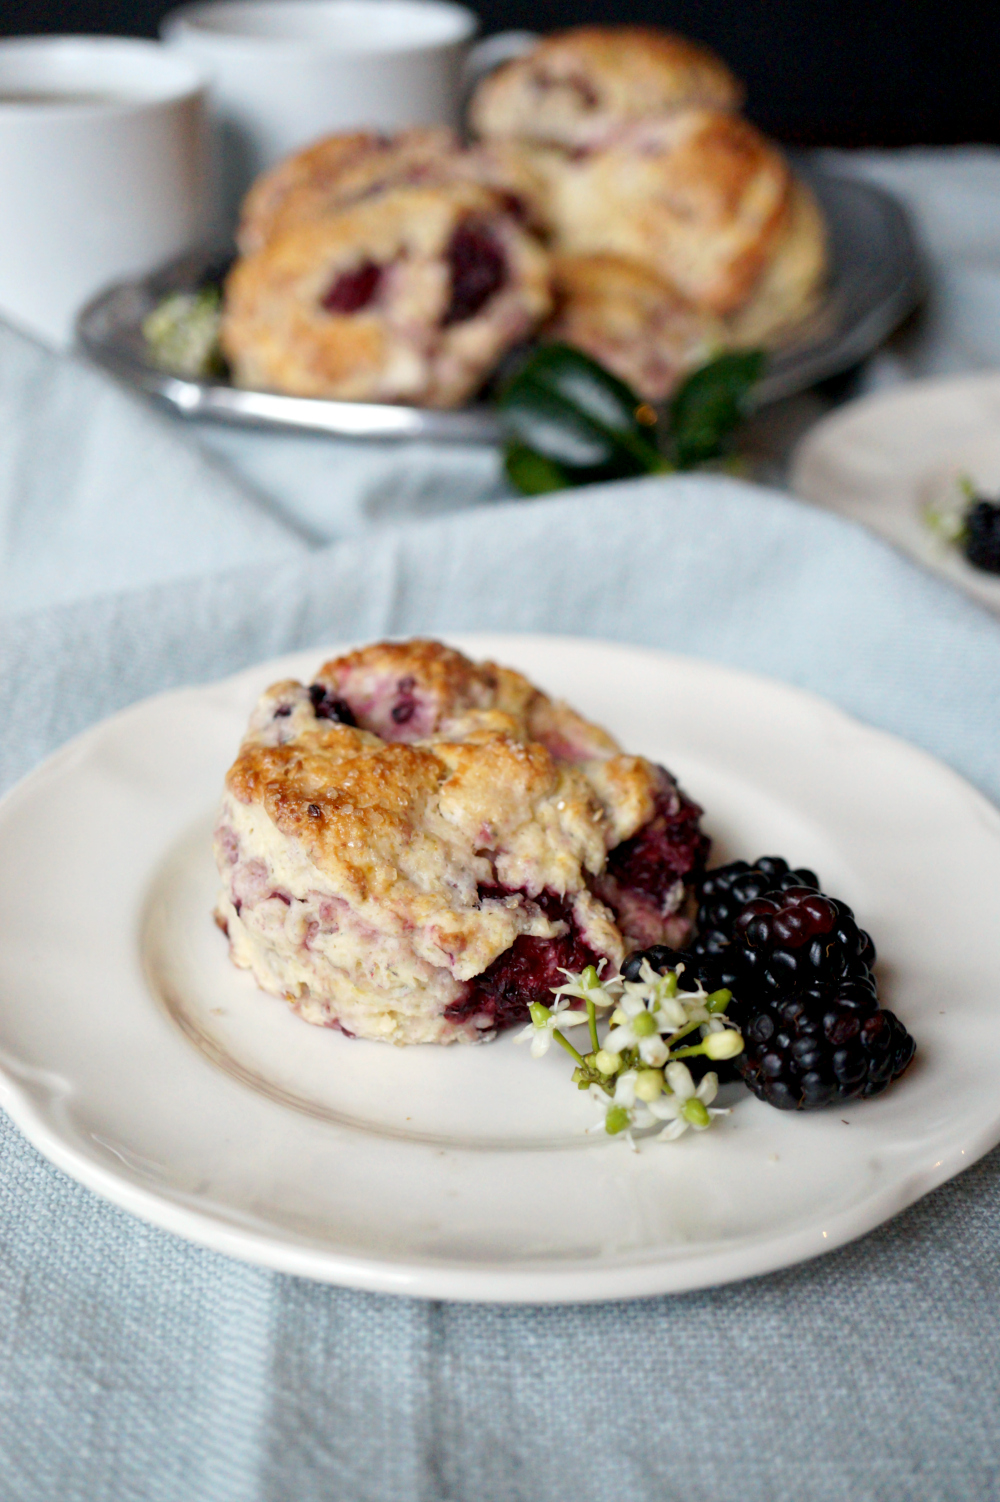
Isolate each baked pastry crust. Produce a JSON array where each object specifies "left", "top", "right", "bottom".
[
  {"left": 214, "top": 640, "right": 707, "bottom": 1045},
  {"left": 237, "top": 128, "right": 553, "bottom": 254},
  {"left": 548, "top": 253, "right": 723, "bottom": 400},
  {"left": 470, "top": 26, "right": 744, "bottom": 148},
  {"left": 236, "top": 127, "right": 460, "bottom": 255},
  {"left": 220, "top": 182, "right": 552, "bottom": 406},
  {"left": 723, "top": 178, "right": 828, "bottom": 346},
  {"left": 524, "top": 110, "right": 795, "bottom": 317}
]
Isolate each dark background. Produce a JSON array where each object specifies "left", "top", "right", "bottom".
[{"left": 2, "top": 0, "right": 997, "bottom": 147}]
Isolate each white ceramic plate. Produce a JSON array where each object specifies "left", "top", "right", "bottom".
[
  {"left": 790, "top": 372, "right": 1000, "bottom": 617},
  {"left": 0, "top": 635, "right": 998, "bottom": 1304}
]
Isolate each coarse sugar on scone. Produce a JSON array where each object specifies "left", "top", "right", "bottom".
[{"left": 214, "top": 640, "right": 709, "bottom": 1044}]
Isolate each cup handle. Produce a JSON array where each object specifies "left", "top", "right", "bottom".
[{"left": 462, "top": 30, "right": 537, "bottom": 93}]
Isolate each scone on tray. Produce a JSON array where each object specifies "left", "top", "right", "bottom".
[
  {"left": 548, "top": 253, "right": 723, "bottom": 402},
  {"left": 468, "top": 29, "right": 827, "bottom": 345},
  {"left": 220, "top": 182, "right": 552, "bottom": 406},
  {"left": 236, "top": 126, "right": 460, "bottom": 256},
  {"left": 214, "top": 640, "right": 709, "bottom": 1046},
  {"left": 236, "top": 127, "right": 552, "bottom": 255},
  {"left": 524, "top": 110, "right": 800, "bottom": 317},
  {"left": 469, "top": 26, "right": 744, "bottom": 149}
]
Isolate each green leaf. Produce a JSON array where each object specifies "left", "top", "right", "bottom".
[
  {"left": 503, "top": 443, "right": 569, "bottom": 495},
  {"left": 668, "top": 350, "right": 765, "bottom": 470},
  {"left": 498, "top": 343, "right": 667, "bottom": 485}
]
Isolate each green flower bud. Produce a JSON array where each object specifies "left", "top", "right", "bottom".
[
  {"left": 632, "top": 1011, "right": 657, "bottom": 1037},
  {"left": 595, "top": 1049, "right": 620, "bottom": 1075},
  {"left": 682, "top": 1098, "right": 712, "bottom": 1129},
  {"left": 707, "top": 988, "right": 732, "bottom": 1014},
  {"left": 529, "top": 1002, "right": 550, "bottom": 1027},
  {"left": 703, "top": 1029, "right": 744, "bottom": 1060},
  {"left": 634, "top": 1070, "right": 664, "bottom": 1101},
  {"left": 605, "top": 1106, "right": 631, "bottom": 1135}
]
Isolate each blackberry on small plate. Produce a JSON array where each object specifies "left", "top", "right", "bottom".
[
  {"left": 733, "top": 886, "right": 877, "bottom": 998},
  {"left": 740, "top": 986, "right": 916, "bottom": 1110},
  {"left": 622, "top": 854, "right": 916, "bottom": 1111},
  {"left": 688, "top": 856, "right": 820, "bottom": 988},
  {"left": 963, "top": 497, "right": 1000, "bottom": 574}
]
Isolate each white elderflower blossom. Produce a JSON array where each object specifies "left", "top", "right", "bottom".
[
  {"left": 645, "top": 1063, "right": 731, "bottom": 1141},
  {"left": 549, "top": 963, "right": 620, "bottom": 1013},
  {"left": 587, "top": 1071, "right": 657, "bottom": 1148},
  {"left": 517, "top": 956, "right": 744, "bottom": 1147},
  {"left": 514, "top": 998, "right": 589, "bottom": 1058}
]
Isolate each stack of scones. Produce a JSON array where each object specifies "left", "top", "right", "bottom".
[{"left": 221, "top": 26, "right": 827, "bottom": 405}]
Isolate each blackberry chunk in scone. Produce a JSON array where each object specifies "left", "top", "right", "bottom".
[{"left": 213, "top": 640, "right": 709, "bottom": 1044}]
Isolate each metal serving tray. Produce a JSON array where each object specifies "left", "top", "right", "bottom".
[{"left": 75, "top": 164, "right": 921, "bottom": 444}]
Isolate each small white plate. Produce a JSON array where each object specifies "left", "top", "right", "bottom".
[
  {"left": 0, "top": 634, "right": 998, "bottom": 1303},
  {"left": 790, "top": 372, "right": 1000, "bottom": 617}
]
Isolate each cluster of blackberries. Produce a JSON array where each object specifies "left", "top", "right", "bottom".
[
  {"left": 963, "top": 497, "right": 1000, "bottom": 574},
  {"left": 622, "top": 855, "right": 915, "bottom": 1111}
]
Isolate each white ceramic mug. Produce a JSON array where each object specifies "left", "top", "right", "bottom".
[
  {"left": 162, "top": 0, "right": 478, "bottom": 234},
  {"left": 0, "top": 37, "right": 208, "bottom": 348}
]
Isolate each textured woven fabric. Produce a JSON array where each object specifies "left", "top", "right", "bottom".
[
  {"left": 1, "top": 478, "right": 1000, "bottom": 1501},
  {"left": 0, "top": 318, "right": 308, "bottom": 617}
]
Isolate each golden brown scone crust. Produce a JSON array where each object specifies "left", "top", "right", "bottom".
[
  {"left": 310, "top": 638, "right": 620, "bottom": 758},
  {"left": 236, "top": 127, "right": 460, "bottom": 254},
  {"left": 237, "top": 128, "right": 553, "bottom": 254},
  {"left": 470, "top": 26, "right": 744, "bottom": 148},
  {"left": 522, "top": 110, "right": 793, "bottom": 316},
  {"left": 723, "top": 178, "right": 828, "bottom": 345},
  {"left": 215, "top": 641, "right": 668, "bottom": 1045},
  {"left": 231, "top": 642, "right": 660, "bottom": 873},
  {"left": 548, "top": 253, "right": 723, "bottom": 401},
  {"left": 220, "top": 182, "right": 552, "bottom": 406}
]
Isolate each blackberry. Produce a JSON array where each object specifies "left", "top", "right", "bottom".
[
  {"left": 321, "top": 260, "right": 382, "bottom": 314},
  {"left": 621, "top": 945, "right": 700, "bottom": 987},
  {"left": 445, "top": 888, "right": 599, "bottom": 1032},
  {"left": 734, "top": 888, "right": 876, "bottom": 997},
  {"left": 309, "top": 683, "right": 357, "bottom": 725},
  {"left": 623, "top": 855, "right": 916, "bottom": 1110},
  {"left": 964, "top": 498, "right": 1000, "bottom": 574},
  {"left": 739, "top": 987, "right": 916, "bottom": 1110},
  {"left": 602, "top": 782, "right": 710, "bottom": 910},
  {"left": 442, "top": 218, "right": 507, "bottom": 326},
  {"left": 690, "top": 856, "right": 819, "bottom": 973}
]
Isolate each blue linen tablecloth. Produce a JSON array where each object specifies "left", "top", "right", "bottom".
[{"left": 2, "top": 149, "right": 1000, "bottom": 1502}]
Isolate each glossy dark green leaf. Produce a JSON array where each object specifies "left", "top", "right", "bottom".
[
  {"left": 668, "top": 350, "right": 765, "bottom": 469},
  {"left": 503, "top": 443, "right": 570, "bottom": 495},
  {"left": 498, "top": 343, "right": 667, "bottom": 481}
]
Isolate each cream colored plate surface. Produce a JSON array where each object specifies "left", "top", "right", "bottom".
[
  {"left": 791, "top": 372, "right": 1000, "bottom": 617},
  {"left": 0, "top": 634, "right": 998, "bottom": 1302}
]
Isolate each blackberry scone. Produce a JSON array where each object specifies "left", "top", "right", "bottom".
[
  {"left": 526, "top": 110, "right": 803, "bottom": 318},
  {"left": 214, "top": 640, "right": 709, "bottom": 1046},
  {"left": 220, "top": 182, "right": 552, "bottom": 406},
  {"left": 548, "top": 253, "right": 723, "bottom": 401},
  {"left": 236, "top": 127, "right": 459, "bottom": 255},
  {"left": 470, "top": 26, "right": 744, "bottom": 150},
  {"left": 237, "top": 128, "right": 550, "bottom": 255}
]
